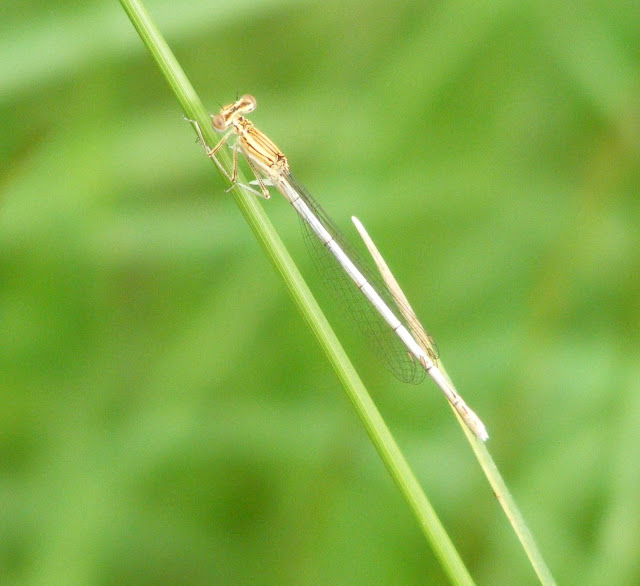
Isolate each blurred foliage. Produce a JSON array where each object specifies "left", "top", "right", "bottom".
[{"left": 1, "top": 0, "right": 639, "bottom": 584}]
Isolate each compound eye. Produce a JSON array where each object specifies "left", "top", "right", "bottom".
[
  {"left": 238, "top": 94, "right": 257, "bottom": 113},
  {"left": 211, "top": 114, "right": 227, "bottom": 131}
]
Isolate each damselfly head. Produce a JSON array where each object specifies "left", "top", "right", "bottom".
[{"left": 211, "top": 95, "right": 257, "bottom": 132}]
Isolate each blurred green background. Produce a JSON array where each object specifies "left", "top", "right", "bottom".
[{"left": 1, "top": 0, "right": 639, "bottom": 584}]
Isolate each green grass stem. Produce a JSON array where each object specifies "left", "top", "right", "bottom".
[{"left": 119, "top": 0, "right": 556, "bottom": 583}]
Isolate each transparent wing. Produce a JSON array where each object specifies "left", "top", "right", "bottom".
[{"left": 287, "top": 174, "right": 426, "bottom": 385}]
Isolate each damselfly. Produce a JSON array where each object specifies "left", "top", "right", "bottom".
[{"left": 189, "top": 95, "right": 488, "bottom": 441}]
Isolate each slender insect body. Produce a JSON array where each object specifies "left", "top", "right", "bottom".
[{"left": 189, "top": 95, "right": 488, "bottom": 441}]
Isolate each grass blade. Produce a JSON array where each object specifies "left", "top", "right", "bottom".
[{"left": 118, "top": 0, "right": 479, "bottom": 583}]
